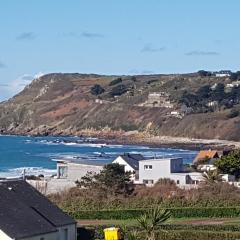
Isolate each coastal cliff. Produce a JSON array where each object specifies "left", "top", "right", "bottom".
[{"left": 1, "top": 72, "right": 240, "bottom": 141}]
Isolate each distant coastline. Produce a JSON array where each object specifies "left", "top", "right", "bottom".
[{"left": 1, "top": 129, "right": 238, "bottom": 151}]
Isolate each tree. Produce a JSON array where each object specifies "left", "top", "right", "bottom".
[
  {"left": 196, "top": 85, "right": 212, "bottom": 99},
  {"left": 230, "top": 71, "right": 240, "bottom": 81},
  {"left": 110, "top": 84, "right": 127, "bottom": 97},
  {"left": 131, "top": 76, "right": 137, "bottom": 82},
  {"left": 211, "top": 83, "right": 225, "bottom": 102},
  {"left": 230, "top": 73, "right": 238, "bottom": 81},
  {"left": 137, "top": 207, "right": 171, "bottom": 240},
  {"left": 77, "top": 163, "right": 135, "bottom": 197},
  {"left": 197, "top": 70, "right": 212, "bottom": 77},
  {"left": 214, "top": 150, "right": 240, "bottom": 178},
  {"left": 109, "top": 77, "right": 123, "bottom": 86},
  {"left": 90, "top": 84, "right": 105, "bottom": 95}
]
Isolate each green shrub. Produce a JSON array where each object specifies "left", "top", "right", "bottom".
[
  {"left": 227, "top": 108, "right": 239, "bottom": 118},
  {"left": 109, "top": 84, "right": 127, "bottom": 97},
  {"left": 90, "top": 84, "right": 105, "bottom": 95},
  {"left": 158, "top": 230, "right": 240, "bottom": 240}
]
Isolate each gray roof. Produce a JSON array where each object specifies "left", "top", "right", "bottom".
[
  {"left": 120, "top": 153, "right": 144, "bottom": 170},
  {"left": 0, "top": 180, "right": 76, "bottom": 239}
]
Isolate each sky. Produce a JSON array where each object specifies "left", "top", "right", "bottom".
[{"left": 0, "top": 0, "right": 240, "bottom": 100}]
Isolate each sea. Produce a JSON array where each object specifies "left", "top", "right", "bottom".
[{"left": 0, "top": 135, "right": 197, "bottom": 178}]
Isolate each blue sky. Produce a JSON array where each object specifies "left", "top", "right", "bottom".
[{"left": 0, "top": 0, "right": 240, "bottom": 100}]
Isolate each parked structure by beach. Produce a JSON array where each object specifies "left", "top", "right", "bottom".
[
  {"left": 0, "top": 180, "right": 76, "bottom": 240},
  {"left": 57, "top": 160, "right": 103, "bottom": 182},
  {"left": 139, "top": 158, "right": 203, "bottom": 188}
]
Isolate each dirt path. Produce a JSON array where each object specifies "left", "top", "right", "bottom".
[
  {"left": 178, "top": 218, "right": 228, "bottom": 225},
  {"left": 78, "top": 220, "right": 119, "bottom": 226}
]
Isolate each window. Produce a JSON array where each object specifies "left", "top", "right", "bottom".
[
  {"left": 144, "top": 165, "right": 153, "bottom": 170},
  {"left": 176, "top": 180, "right": 180, "bottom": 184},
  {"left": 59, "top": 166, "right": 68, "bottom": 178}
]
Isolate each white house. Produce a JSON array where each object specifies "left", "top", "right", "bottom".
[
  {"left": 0, "top": 180, "right": 76, "bottom": 240},
  {"left": 113, "top": 154, "right": 142, "bottom": 172},
  {"left": 214, "top": 70, "right": 231, "bottom": 77},
  {"left": 139, "top": 158, "right": 203, "bottom": 188},
  {"left": 112, "top": 153, "right": 144, "bottom": 181}
]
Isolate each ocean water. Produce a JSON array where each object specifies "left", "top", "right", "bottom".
[{"left": 0, "top": 135, "right": 197, "bottom": 178}]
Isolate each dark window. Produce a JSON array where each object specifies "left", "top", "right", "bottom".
[
  {"left": 176, "top": 180, "right": 180, "bottom": 184},
  {"left": 144, "top": 165, "right": 153, "bottom": 170}
]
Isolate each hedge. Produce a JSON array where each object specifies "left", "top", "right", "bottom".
[
  {"left": 68, "top": 207, "right": 240, "bottom": 220},
  {"left": 158, "top": 231, "right": 240, "bottom": 240}
]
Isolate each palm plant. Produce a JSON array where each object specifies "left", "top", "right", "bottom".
[
  {"left": 125, "top": 230, "right": 139, "bottom": 240},
  {"left": 137, "top": 207, "right": 171, "bottom": 240},
  {"left": 202, "top": 169, "right": 222, "bottom": 185}
]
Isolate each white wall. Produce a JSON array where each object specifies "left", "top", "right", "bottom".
[
  {"left": 139, "top": 158, "right": 202, "bottom": 187},
  {"left": 139, "top": 159, "right": 172, "bottom": 184},
  {"left": 57, "top": 162, "right": 103, "bottom": 181},
  {"left": 112, "top": 156, "right": 135, "bottom": 172},
  {"left": 0, "top": 229, "right": 57, "bottom": 240},
  {"left": 0, "top": 222, "right": 76, "bottom": 240},
  {"left": 68, "top": 163, "right": 103, "bottom": 181}
]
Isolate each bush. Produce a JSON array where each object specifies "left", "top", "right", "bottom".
[
  {"left": 109, "top": 78, "right": 122, "bottom": 86},
  {"left": 227, "top": 108, "right": 239, "bottom": 118},
  {"left": 197, "top": 70, "right": 212, "bottom": 77},
  {"left": 158, "top": 231, "right": 240, "bottom": 240},
  {"left": 90, "top": 84, "right": 105, "bottom": 95},
  {"left": 109, "top": 84, "right": 127, "bottom": 97}
]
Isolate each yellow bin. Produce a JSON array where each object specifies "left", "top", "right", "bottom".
[{"left": 104, "top": 227, "right": 122, "bottom": 240}]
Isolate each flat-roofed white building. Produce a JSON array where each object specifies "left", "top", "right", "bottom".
[
  {"left": 57, "top": 160, "right": 103, "bottom": 182},
  {"left": 139, "top": 158, "right": 203, "bottom": 188}
]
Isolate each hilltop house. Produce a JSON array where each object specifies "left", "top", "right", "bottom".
[
  {"left": 139, "top": 158, "right": 202, "bottom": 188},
  {"left": 139, "top": 92, "right": 173, "bottom": 108},
  {"left": 0, "top": 180, "right": 76, "bottom": 240},
  {"left": 214, "top": 70, "right": 232, "bottom": 77},
  {"left": 112, "top": 153, "right": 144, "bottom": 180}
]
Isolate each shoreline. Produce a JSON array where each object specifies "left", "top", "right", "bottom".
[{"left": 1, "top": 130, "right": 238, "bottom": 151}]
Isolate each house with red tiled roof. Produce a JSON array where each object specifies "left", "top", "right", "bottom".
[{"left": 194, "top": 150, "right": 219, "bottom": 164}]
